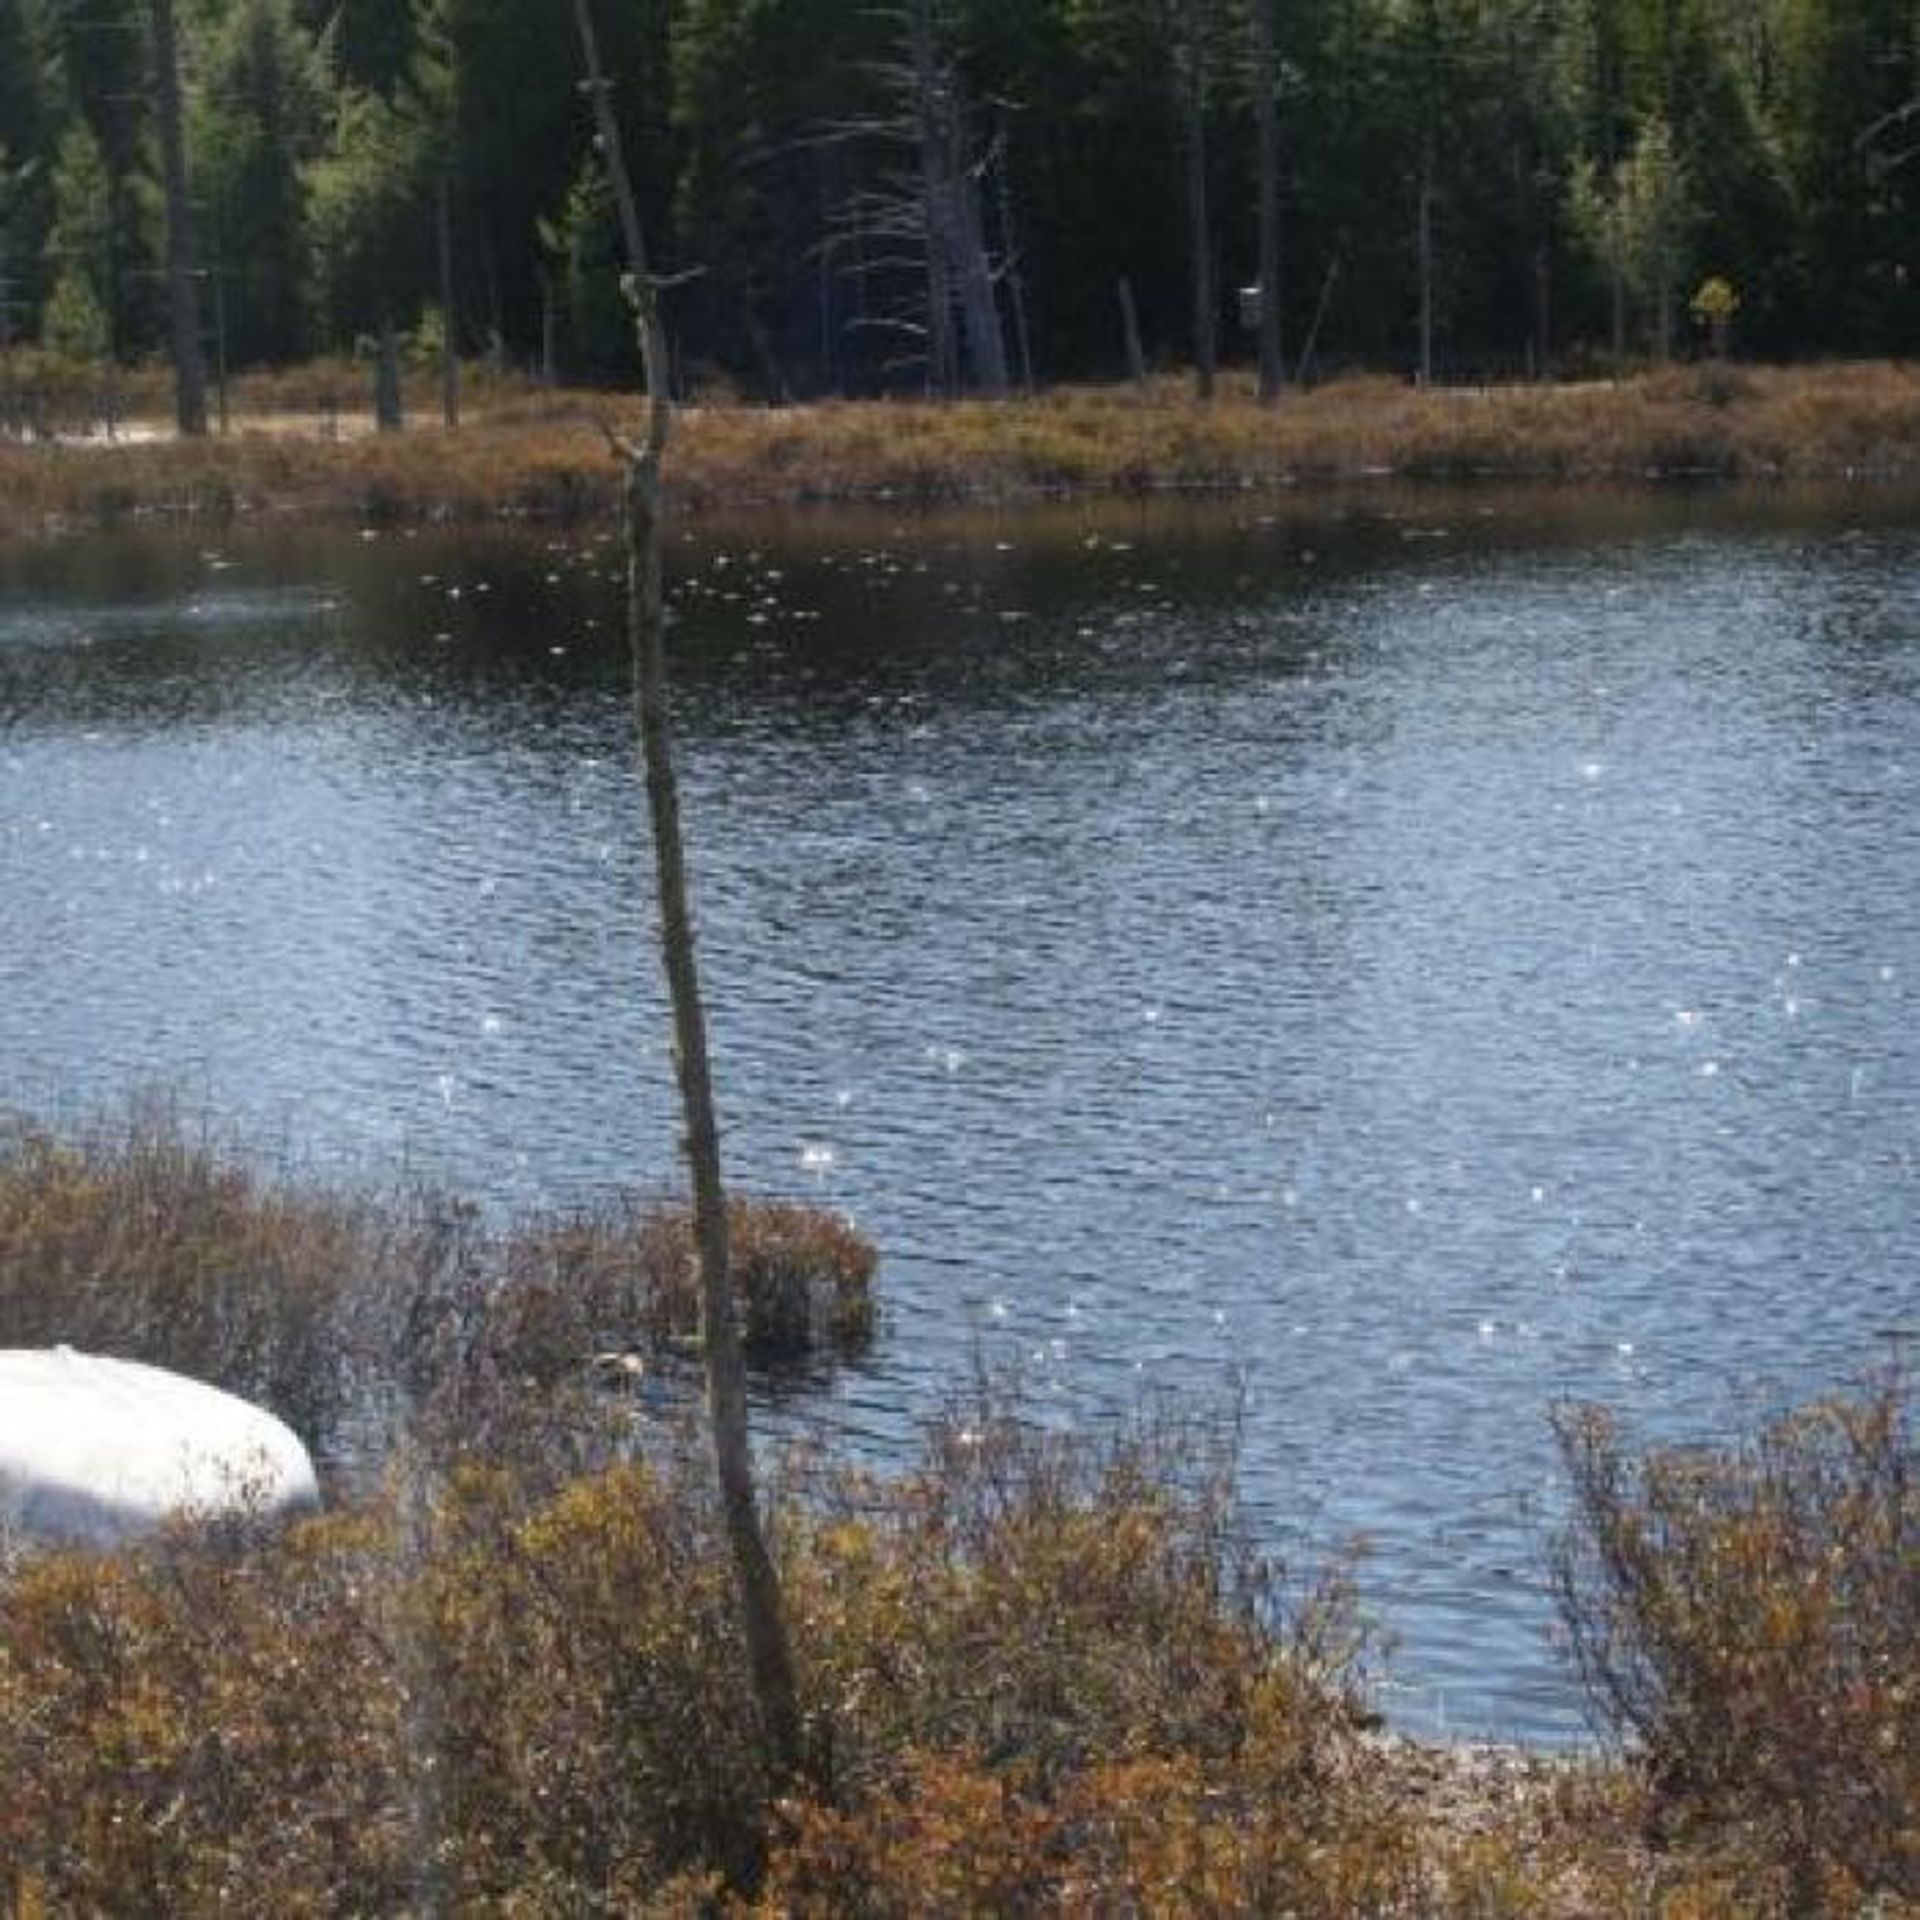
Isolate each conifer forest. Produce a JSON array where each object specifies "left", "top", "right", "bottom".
[{"left": 0, "top": 0, "right": 1911, "bottom": 401}]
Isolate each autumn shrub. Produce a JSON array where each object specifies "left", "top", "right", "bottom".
[
  {"left": 0, "top": 1372, "right": 1427, "bottom": 1914},
  {"left": 6, "top": 359, "right": 1918, "bottom": 536},
  {"left": 0, "top": 1107, "right": 878, "bottom": 1472},
  {"left": 0, "top": 1507, "right": 413, "bottom": 1912},
  {"left": 762, "top": 1387, "right": 1419, "bottom": 1916},
  {"left": 406, "top": 1458, "right": 772, "bottom": 1904},
  {"left": 0, "top": 1106, "right": 407, "bottom": 1447},
  {"left": 1551, "top": 1376, "right": 1920, "bottom": 1911}
]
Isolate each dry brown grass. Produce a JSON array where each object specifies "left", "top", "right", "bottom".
[{"left": 3, "top": 358, "right": 1915, "bottom": 537}]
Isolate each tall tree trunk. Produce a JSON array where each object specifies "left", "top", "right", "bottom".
[
  {"left": 908, "top": 0, "right": 956, "bottom": 394},
  {"left": 374, "top": 319, "right": 403, "bottom": 431},
  {"left": 1118, "top": 275, "right": 1147, "bottom": 385},
  {"left": 570, "top": 0, "right": 802, "bottom": 1787},
  {"left": 995, "top": 117, "right": 1036, "bottom": 392},
  {"left": 437, "top": 170, "right": 459, "bottom": 428},
  {"left": 147, "top": 0, "right": 207, "bottom": 437},
  {"left": 949, "top": 148, "right": 1009, "bottom": 395},
  {"left": 1609, "top": 233, "right": 1626, "bottom": 364},
  {"left": 1179, "top": 8, "right": 1215, "bottom": 402},
  {"left": 1533, "top": 244, "right": 1551, "bottom": 380},
  {"left": 1253, "top": 0, "right": 1284, "bottom": 402},
  {"left": 907, "top": 0, "right": 1006, "bottom": 397},
  {"left": 1416, "top": 150, "right": 1435, "bottom": 385}
]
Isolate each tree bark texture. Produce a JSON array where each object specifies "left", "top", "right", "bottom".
[
  {"left": 570, "top": 0, "right": 803, "bottom": 1787},
  {"left": 1179, "top": 10, "right": 1216, "bottom": 401},
  {"left": 437, "top": 170, "right": 460, "bottom": 428},
  {"left": 1118, "top": 275, "right": 1147, "bottom": 385},
  {"left": 147, "top": 0, "right": 208, "bottom": 437},
  {"left": 907, "top": 0, "right": 1008, "bottom": 397},
  {"left": 1417, "top": 164, "right": 1435, "bottom": 384}
]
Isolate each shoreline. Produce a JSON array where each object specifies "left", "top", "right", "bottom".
[{"left": 1, "top": 359, "right": 1915, "bottom": 541}]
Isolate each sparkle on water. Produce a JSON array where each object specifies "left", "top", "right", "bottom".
[{"left": 2, "top": 486, "right": 1917, "bottom": 1743}]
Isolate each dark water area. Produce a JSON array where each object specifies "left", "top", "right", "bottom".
[{"left": 3, "top": 483, "right": 1918, "bottom": 1741}]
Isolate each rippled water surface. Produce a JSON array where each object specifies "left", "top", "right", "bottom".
[{"left": 4, "top": 487, "right": 1917, "bottom": 1740}]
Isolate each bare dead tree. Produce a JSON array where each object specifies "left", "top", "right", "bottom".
[
  {"left": 906, "top": 0, "right": 1007, "bottom": 396},
  {"left": 569, "top": 0, "right": 803, "bottom": 1785},
  {"left": 1417, "top": 142, "right": 1434, "bottom": 384},
  {"left": 1117, "top": 274, "right": 1147, "bottom": 384},
  {"left": 806, "top": 0, "right": 1010, "bottom": 395}
]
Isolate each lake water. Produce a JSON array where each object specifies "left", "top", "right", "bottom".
[{"left": 3, "top": 485, "right": 1917, "bottom": 1742}]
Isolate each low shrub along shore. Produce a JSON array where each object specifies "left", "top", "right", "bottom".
[
  {"left": 2, "top": 358, "right": 1917, "bottom": 537},
  {"left": 0, "top": 1109, "right": 1915, "bottom": 1912},
  {"left": 0, "top": 1107, "right": 877, "bottom": 1465}
]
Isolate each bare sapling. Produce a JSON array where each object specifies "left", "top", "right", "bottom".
[{"left": 569, "top": 0, "right": 803, "bottom": 1784}]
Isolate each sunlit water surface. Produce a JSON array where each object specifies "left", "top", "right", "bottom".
[{"left": 4, "top": 487, "right": 1917, "bottom": 1741}]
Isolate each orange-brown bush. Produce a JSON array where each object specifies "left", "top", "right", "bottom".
[
  {"left": 407, "top": 1459, "right": 772, "bottom": 1903},
  {"left": 7, "top": 1366, "right": 1914, "bottom": 1912},
  {"left": 756, "top": 1389, "right": 1419, "bottom": 1916},
  {"left": 0, "top": 1509, "right": 412, "bottom": 1911},
  {"left": 0, "top": 1107, "right": 877, "bottom": 1467},
  {"left": 638, "top": 1197, "right": 878, "bottom": 1356},
  {"left": 1552, "top": 1377, "right": 1920, "bottom": 1911},
  {"left": 0, "top": 1391, "right": 1410, "bottom": 1914}
]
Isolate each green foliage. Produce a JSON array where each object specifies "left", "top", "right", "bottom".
[
  {"left": 1568, "top": 112, "right": 1696, "bottom": 358},
  {"left": 39, "top": 118, "right": 113, "bottom": 360},
  {"left": 305, "top": 73, "right": 437, "bottom": 337},
  {"left": 2, "top": 0, "right": 1912, "bottom": 381},
  {"left": 1552, "top": 1377, "right": 1920, "bottom": 1909},
  {"left": 187, "top": 0, "right": 331, "bottom": 363}
]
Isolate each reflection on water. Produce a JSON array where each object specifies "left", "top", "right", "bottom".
[{"left": 4, "top": 485, "right": 1918, "bottom": 1741}]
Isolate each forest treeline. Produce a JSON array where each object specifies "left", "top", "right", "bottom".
[{"left": 0, "top": 0, "right": 1912, "bottom": 402}]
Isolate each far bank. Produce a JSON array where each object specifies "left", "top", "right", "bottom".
[{"left": 1, "top": 359, "right": 1915, "bottom": 540}]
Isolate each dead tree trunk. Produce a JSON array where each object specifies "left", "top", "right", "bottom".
[
  {"left": 437, "top": 170, "right": 460, "bottom": 428},
  {"left": 147, "top": 0, "right": 207, "bottom": 437},
  {"left": 1118, "top": 275, "right": 1148, "bottom": 385},
  {"left": 1252, "top": 0, "right": 1284, "bottom": 402},
  {"left": 570, "top": 0, "right": 802, "bottom": 1787},
  {"left": 995, "top": 117, "right": 1036, "bottom": 392},
  {"left": 906, "top": 0, "right": 1007, "bottom": 397}
]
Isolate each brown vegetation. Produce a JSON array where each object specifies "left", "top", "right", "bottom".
[
  {"left": 2, "top": 358, "right": 1916, "bottom": 538},
  {"left": 3, "top": 1373, "right": 1913, "bottom": 1913},
  {"left": 1553, "top": 1380, "right": 1920, "bottom": 1913},
  {"left": 2, "top": 1111, "right": 1915, "bottom": 1912},
  {"left": 0, "top": 1105, "right": 877, "bottom": 1464}
]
